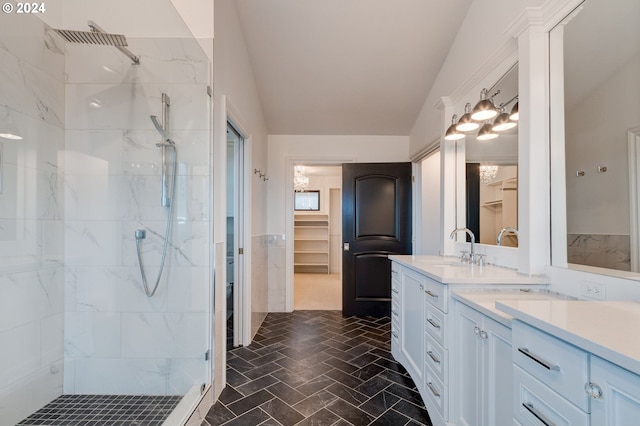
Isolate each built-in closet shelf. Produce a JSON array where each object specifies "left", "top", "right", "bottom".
[{"left": 294, "top": 213, "right": 330, "bottom": 273}]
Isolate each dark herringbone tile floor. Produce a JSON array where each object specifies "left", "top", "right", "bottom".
[{"left": 202, "top": 310, "right": 432, "bottom": 426}]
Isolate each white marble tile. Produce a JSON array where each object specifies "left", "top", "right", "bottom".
[
  {"left": 71, "top": 358, "right": 169, "bottom": 394},
  {"left": 64, "top": 174, "right": 120, "bottom": 221},
  {"left": 167, "top": 267, "right": 209, "bottom": 313},
  {"left": 65, "top": 83, "right": 209, "bottom": 131},
  {"left": 41, "top": 313, "right": 64, "bottom": 366},
  {"left": 167, "top": 359, "right": 208, "bottom": 395},
  {"left": 121, "top": 312, "right": 207, "bottom": 359},
  {"left": 0, "top": 322, "right": 40, "bottom": 386},
  {"left": 64, "top": 220, "right": 122, "bottom": 266},
  {"left": 0, "top": 268, "right": 63, "bottom": 333},
  {"left": 0, "top": 14, "right": 65, "bottom": 78},
  {"left": 71, "top": 266, "right": 168, "bottom": 313},
  {"left": 65, "top": 37, "right": 209, "bottom": 86},
  {"left": 64, "top": 312, "right": 121, "bottom": 358},
  {"left": 121, "top": 220, "right": 208, "bottom": 268},
  {"left": 64, "top": 129, "right": 124, "bottom": 175}
]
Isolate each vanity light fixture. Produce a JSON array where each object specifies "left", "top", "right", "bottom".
[
  {"left": 492, "top": 107, "right": 517, "bottom": 131},
  {"left": 471, "top": 88, "right": 498, "bottom": 121},
  {"left": 455, "top": 103, "right": 480, "bottom": 132},
  {"left": 477, "top": 121, "right": 498, "bottom": 141},
  {"left": 509, "top": 100, "right": 519, "bottom": 121},
  {"left": 444, "top": 115, "right": 465, "bottom": 140}
]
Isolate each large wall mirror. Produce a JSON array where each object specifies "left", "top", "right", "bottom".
[
  {"left": 551, "top": 0, "right": 640, "bottom": 275},
  {"left": 459, "top": 64, "right": 519, "bottom": 247}
]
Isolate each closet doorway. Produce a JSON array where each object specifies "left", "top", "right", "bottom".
[
  {"left": 293, "top": 165, "right": 342, "bottom": 310},
  {"left": 226, "top": 122, "right": 245, "bottom": 349}
]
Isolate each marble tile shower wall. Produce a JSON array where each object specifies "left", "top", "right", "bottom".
[
  {"left": 0, "top": 15, "right": 66, "bottom": 426},
  {"left": 62, "top": 38, "right": 211, "bottom": 394},
  {"left": 567, "top": 234, "right": 631, "bottom": 271}
]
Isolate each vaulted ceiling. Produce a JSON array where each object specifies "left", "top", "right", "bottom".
[{"left": 234, "top": 0, "right": 472, "bottom": 135}]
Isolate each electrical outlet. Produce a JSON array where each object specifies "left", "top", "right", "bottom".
[{"left": 581, "top": 281, "right": 606, "bottom": 300}]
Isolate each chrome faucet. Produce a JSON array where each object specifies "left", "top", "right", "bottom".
[
  {"left": 497, "top": 227, "right": 519, "bottom": 246},
  {"left": 450, "top": 227, "right": 476, "bottom": 264}
]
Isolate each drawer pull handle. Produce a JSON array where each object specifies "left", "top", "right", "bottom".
[
  {"left": 427, "top": 350, "right": 440, "bottom": 364},
  {"left": 517, "top": 347, "right": 560, "bottom": 371},
  {"left": 427, "top": 318, "right": 441, "bottom": 329},
  {"left": 425, "top": 290, "right": 438, "bottom": 299},
  {"left": 473, "top": 326, "right": 480, "bottom": 335},
  {"left": 391, "top": 288, "right": 399, "bottom": 294},
  {"left": 426, "top": 382, "right": 440, "bottom": 398},
  {"left": 522, "top": 402, "right": 556, "bottom": 426},
  {"left": 479, "top": 330, "right": 488, "bottom": 340}
]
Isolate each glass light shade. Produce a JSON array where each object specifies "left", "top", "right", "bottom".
[
  {"left": 492, "top": 112, "right": 517, "bottom": 131},
  {"left": 477, "top": 122, "right": 498, "bottom": 141},
  {"left": 455, "top": 103, "right": 479, "bottom": 132},
  {"left": 471, "top": 88, "right": 497, "bottom": 121},
  {"left": 444, "top": 115, "right": 465, "bottom": 140},
  {"left": 510, "top": 101, "right": 519, "bottom": 121}
]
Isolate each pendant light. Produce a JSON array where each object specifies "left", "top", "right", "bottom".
[
  {"left": 455, "top": 103, "right": 479, "bottom": 132},
  {"left": 444, "top": 115, "right": 465, "bottom": 140},
  {"left": 509, "top": 100, "right": 519, "bottom": 121},
  {"left": 471, "top": 88, "right": 498, "bottom": 121},
  {"left": 477, "top": 121, "right": 498, "bottom": 141},
  {"left": 492, "top": 107, "right": 517, "bottom": 131}
]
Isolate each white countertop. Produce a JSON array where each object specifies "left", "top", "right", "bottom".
[
  {"left": 497, "top": 300, "right": 640, "bottom": 376},
  {"left": 389, "top": 255, "right": 548, "bottom": 285},
  {"left": 452, "top": 289, "right": 574, "bottom": 327}
]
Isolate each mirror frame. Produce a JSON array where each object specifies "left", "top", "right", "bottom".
[{"left": 550, "top": 0, "right": 640, "bottom": 279}]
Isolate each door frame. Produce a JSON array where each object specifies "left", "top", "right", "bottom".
[
  {"left": 226, "top": 121, "right": 248, "bottom": 347},
  {"left": 284, "top": 157, "right": 354, "bottom": 312}
]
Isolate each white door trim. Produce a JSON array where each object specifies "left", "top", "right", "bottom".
[{"left": 628, "top": 126, "right": 640, "bottom": 272}]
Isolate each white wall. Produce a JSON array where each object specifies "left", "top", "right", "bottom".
[
  {"left": 267, "top": 134, "right": 410, "bottom": 312},
  {"left": 420, "top": 152, "right": 441, "bottom": 255},
  {"left": 213, "top": 0, "right": 269, "bottom": 397},
  {"left": 565, "top": 54, "right": 640, "bottom": 235}
]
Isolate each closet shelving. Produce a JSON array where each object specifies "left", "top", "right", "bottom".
[
  {"left": 480, "top": 176, "right": 518, "bottom": 246},
  {"left": 294, "top": 213, "right": 330, "bottom": 273}
]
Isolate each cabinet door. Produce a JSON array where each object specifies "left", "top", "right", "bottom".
[
  {"left": 590, "top": 356, "right": 640, "bottom": 424},
  {"left": 454, "top": 302, "right": 483, "bottom": 426},
  {"left": 483, "top": 316, "right": 512, "bottom": 426},
  {"left": 400, "top": 269, "right": 424, "bottom": 383}
]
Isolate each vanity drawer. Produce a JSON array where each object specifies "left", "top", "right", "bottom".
[
  {"left": 424, "top": 362, "right": 448, "bottom": 422},
  {"left": 422, "top": 275, "right": 447, "bottom": 312},
  {"left": 512, "top": 321, "right": 589, "bottom": 411},
  {"left": 425, "top": 336, "right": 447, "bottom": 384},
  {"left": 425, "top": 302, "right": 446, "bottom": 346},
  {"left": 514, "top": 365, "right": 588, "bottom": 426}
]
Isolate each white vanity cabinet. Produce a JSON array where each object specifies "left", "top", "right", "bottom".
[
  {"left": 391, "top": 262, "right": 401, "bottom": 359},
  {"left": 496, "top": 300, "right": 640, "bottom": 426},
  {"left": 590, "top": 356, "right": 640, "bottom": 424},
  {"left": 399, "top": 266, "right": 425, "bottom": 384},
  {"left": 453, "top": 300, "right": 512, "bottom": 426}
]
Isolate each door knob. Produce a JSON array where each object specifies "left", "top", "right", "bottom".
[{"left": 343, "top": 242, "right": 350, "bottom": 251}]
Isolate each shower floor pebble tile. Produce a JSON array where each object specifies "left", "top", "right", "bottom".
[{"left": 203, "top": 310, "right": 432, "bottom": 426}]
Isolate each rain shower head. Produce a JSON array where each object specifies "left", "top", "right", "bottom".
[
  {"left": 54, "top": 21, "right": 140, "bottom": 64},
  {"left": 54, "top": 29, "right": 128, "bottom": 46}
]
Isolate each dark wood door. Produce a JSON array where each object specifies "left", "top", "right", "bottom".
[{"left": 342, "top": 162, "right": 412, "bottom": 317}]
